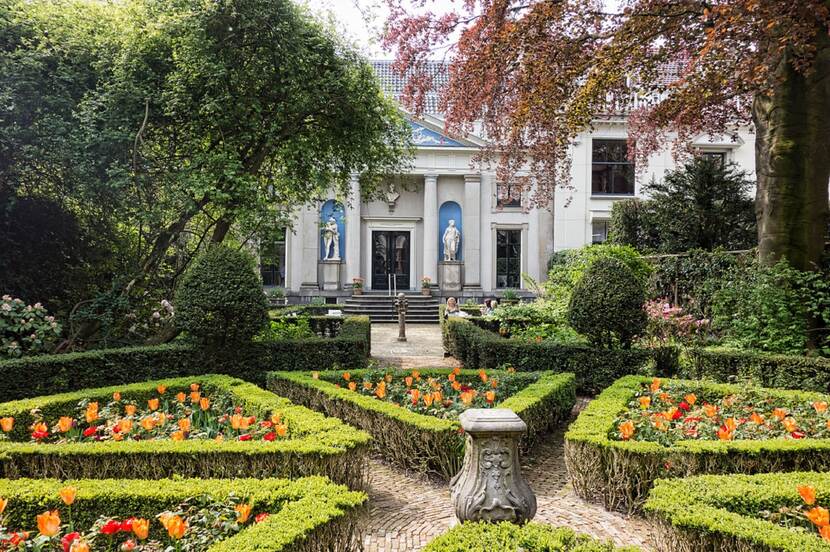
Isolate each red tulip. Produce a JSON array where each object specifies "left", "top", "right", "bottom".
[
  {"left": 101, "top": 519, "right": 123, "bottom": 535},
  {"left": 83, "top": 426, "right": 98, "bottom": 437},
  {"left": 62, "top": 532, "right": 80, "bottom": 552},
  {"left": 238, "top": 434, "right": 252, "bottom": 441},
  {"left": 263, "top": 432, "right": 276, "bottom": 441}
]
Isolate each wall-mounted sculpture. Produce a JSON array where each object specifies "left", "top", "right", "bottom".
[
  {"left": 319, "top": 200, "right": 345, "bottom": 261},
  {"left": 322, "top": 217, "right": 340, "bottom": 261},
  {"left": 443, "top": 220, "right": 461, "bottom": 261}
]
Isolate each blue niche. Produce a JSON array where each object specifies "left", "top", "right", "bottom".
[
  {"left": 438, "top": 201, "right": 462, "bottom": 261},
  {"left": 320, "top": 199, "right": 345, "bottom": 261}
]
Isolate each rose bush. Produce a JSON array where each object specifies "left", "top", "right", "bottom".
[{"left": 0, "top": 296, "right": 61, "bottom": 359}]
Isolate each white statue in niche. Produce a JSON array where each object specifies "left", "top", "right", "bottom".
[
  {"left": 322, "top": 217, "right": 340, "bottom": 261},
  {"left": 443, "top": 219, "right": 461, "bottom": 261}
]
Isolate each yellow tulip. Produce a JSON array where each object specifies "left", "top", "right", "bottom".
[
  {"left": 0, "top": 417, "right": 13, "bottom": 432},
  {"left": 132, "top": 518, "right": 150, "bottom": 540},
  {"left": 235, "top": 503, "right": 252, "bottom": 524},
  {"left": 270, "top": 413, "right": 281, "bottom": 425},
  {"left": 37, "top": 510, "right": 61, "bottom": 537},
  {"left": 59, "top": 486, "right": 76, "bottom": 506},
  {"left": 57, "top": 416, "right": 73, "bottom": 433}
]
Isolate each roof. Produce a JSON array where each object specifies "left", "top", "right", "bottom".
[{"left": 371, "top": 60, "right": 447, "bottom": 115}]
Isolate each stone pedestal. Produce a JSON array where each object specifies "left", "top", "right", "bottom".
[
  {"left": 439, "top": 261, "right": 463, "bottom": 292},
  {"left": 318, "top": 260, "right": 343, "bottom": 291},
  {"left": 450, "top": 409, "right": 536, "bottom": 524}
]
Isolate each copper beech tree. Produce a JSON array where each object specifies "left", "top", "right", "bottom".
[{"left": 384, "top": 0, "right": 830, "bottom": 271}]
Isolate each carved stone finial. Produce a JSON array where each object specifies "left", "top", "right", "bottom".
[{"left": 450, "top": 409, "right": 536, "bottom": 524}]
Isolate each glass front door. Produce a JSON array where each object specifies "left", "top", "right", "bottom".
[{"left": 371, "top": 231, "right": 410, "bottom": 290}]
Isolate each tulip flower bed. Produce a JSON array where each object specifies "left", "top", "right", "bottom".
[
  {"left": 0, "top": 476, "right": 365, "bottom": 552},
  {"left": 268, "top": 368, "right": 576, "bottom": 479},
  {"left": 422, "top": 521, "right": 639, "bottom": 551},
  {"left": 0, "top": 375, "right": 370, "bottom": 488},
  {"left": 565, "top": 375, "right": 830, "bottom": 513},
  {"left": 645, "top": 472, "right": 830, "bottom": 551}
]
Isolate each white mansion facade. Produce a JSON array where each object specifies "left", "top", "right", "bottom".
[{"left": 261, "top": 61, "right": 756, "bottom": 300}]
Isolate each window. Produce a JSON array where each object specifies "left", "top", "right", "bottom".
[
  {"left": 592, "top": 220, "right": 609, "bottom": 244},
  {"left": 592, "top": 139, "right": 635, "bottom": 195},
  {"left": 496, "top": 229, "right": 521, "bottom": 288},
  {"left": 496, "top": 182, "right": 522, "bottom": 208},
  {"left": 700, "top": 151, "right": 726, "bottom": 167},
  {"left": 259, "top": 228, "right": 286, "bottom": 287}
]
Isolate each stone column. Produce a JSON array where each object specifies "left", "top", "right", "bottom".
[
  {"left": 463, "top": 174, "right": 482, "bottom": 289},
  {"left": 423, "top": 173, "right": 439, "bottom": 283},
  {"left": 345, "top": 174, "right": 362, "bottom": 283},
  {"left": 450, "top": 409, "right": 536, "bottom": 523}
]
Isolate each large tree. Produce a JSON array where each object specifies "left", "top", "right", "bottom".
[{"left": 384, "top": 0, "right": 830, "bottom": 271}]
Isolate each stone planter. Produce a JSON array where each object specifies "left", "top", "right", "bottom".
[
  {"left": 353, "top": 287, "right": 363, "bottom": 296},
  {"left": 421, "top": 287, "right": 431, "bottom": 296}
]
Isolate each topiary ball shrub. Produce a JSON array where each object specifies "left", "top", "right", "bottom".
[
  {"left": 568, "top": 257, "right": 646, "bottom": 348},
  {"left": 175, "top": 246, "right": 267, "bottom": 347}
]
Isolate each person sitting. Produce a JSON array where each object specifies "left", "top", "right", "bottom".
[
  {"left": 480, "top": 299, "right": 492, "bottom": 316},
  {"left": 445, "top": 297, "right": 461, "bottom": 317}
]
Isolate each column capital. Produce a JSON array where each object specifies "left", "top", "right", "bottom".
[
  {"left": 424, "top": 172, "right": 439, "bottom": 182},
  {"left": 464, "top": 173, "right": 482, "bottom": 184}
]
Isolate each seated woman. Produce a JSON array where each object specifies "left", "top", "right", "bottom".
[
  {"left": 480, "top": 299, "right": 493, "bottom": 316},
  {"left": 445, "top": 297, "right": 463, "bottom": 317}
]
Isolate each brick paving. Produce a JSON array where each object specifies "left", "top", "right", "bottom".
[{"left": 361, "top": 404, "right": 654, "bottom": 552}]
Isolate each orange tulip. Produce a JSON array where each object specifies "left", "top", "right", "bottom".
[
  {"left": 684, "top": 393, "right": 697, "bottom": 406},
  {"left": 85, "top": 403, "right": 99, "bottom": 423},
  {"left": 814, "top": 401, "right": 829, "bottom": 413},
  {"left": 363, "top": 381, "right": 373, "bottom": 390},
  {"left": 639, "top": 396, "right": 651, "bottom": 409},
  {"left": 57, "top": 416, "right": 73, "bottom": 433},
  {"left": 411, "top": 389, "right": 421, "bottom": 404},
  {"left": 448, "top": 373, "right": 456, "bottom": 383},
  {"left": 199, "top": 397, "right": 210, "bottom": 411},
  {"left": 479, "top": 370, "right": 488, "bottom": 383},
  {"left": 650, "top": 378, "right": 661, "bottom": 392},
  {"left": 113, "top": 391, "right": 122, "bottom": 401},
  {"left": 821, "top": 525, "right": 830, "bottom": 542},
  {"left": 140, "top": 417, "right": 156, "bottom": 431},
  {"left": 37, "top": 510, "right": 61, "bottom": 537},
  {"left": 112, "top": 432, "right": 124, "bottom": 441},
  {"left": 235, "top": 503, "right": 252, "bottom": 524},
  {"left": 119, "top": 419, "right": 133, "bottom": 433},
  {"left": 807, "top": 506, "right": 830, "bottom": 527},
  {"left": 703, "top": 404, "right": 717, "bottom": 417},
  {"left": 147, "top": 398, "right": 159, "bottom": 411},
  {"left": 170, "top": 431, "right": 185, "bottom": 441},
  {"left": 491, "top": 379, "right": 498, "bottom": 388},
  {"left": 619, "top": 420, "right": 635, "bottom": 440},
  {"left": 507, "top": 366, "right": 516, "bottom": 374},
  {"left": 799, "top": 484, "right": 818, "bottom": 505},
  {"left": 486, "top": 391, "right": 496, "bottom": 404},
  {"left": 659, "top": 392, "right": 671, "bottom": 404},
  {"left": 411, "top": 370, "right": 421, "bottom": 380},
  {"left": 270, "top": 413, "right": 282, "bottom": 425},
  {"left": 385, "top": 374, "right": 393, "bottom": 383},
  {"left": 723, "top": 418, "right": 737, "bottom": 432},
  {"left": 190, "top": 391, "right": 201, "bottom": 403},
  {"left": 124, "top": 404, "right": 136, "bottom": 417},
  {"left": 177, "top": 418, "right": 191, "bottom": 433},
  {"left": 460, "top": 392, "right": 473, "bottom": 406},
  {"left": 0, "top": 497, "right": 7, "bottom": 515},
  {"left": 156, "top": 385, "right": 167, "bottom": 395},
  {"left": 165, "top": 515, "right": 188, "bottom": 539},
  {"left": 423, "top": 394, "right": 434, "bottom": 407},
  {"left": 231, "top": 414, "right": 249, "bottom": 430},
  {"left": 717, "top": 427, "right": 733, "bottom": 441},
  {"left": 783, "top": 417, "right": 798, "bottom": 433},
  {"left": 375, "top": 383, "right": 387, "bottom": 400},
  {"left": 276, "top": 423, "right": 288, "bottom": 437},
  {"left": 0, "top": 417, "right": 13, "bottom": 432},
  {"left": 132, "top": 518, "right": 150, "bottom": 540},
  {"left": 190, "top": 383, "right": 200, "bottom": 392},
  {"left": 342, "top": 372, "right": 351, "bottom": 381},
  {"left": 653, "top": 417, "right": 666, "bottom": 431},
  {"left": 750, "top": 412, "right": 765, "bottom": 425},
  {"left": 70, "top": 540, "right": 90, "bottom": 552},
  {"left": 176, "top": 392, "right": 186, "bottom": 403},
  {"left": 405, "top": 376, "right": 413, "bottom": 387},
  {"left": 452, "top": 367, "right": 461, "bottom": 376},
  {"left": 773, "top": 408, "right": 788, "bottom": 421},
  {"left": 452, "top": 381, "right": 462, "bottom": 392},
  {"left": 433, "top": 391, "right": 442, "bottom": 402},
  {"left": 348, "top": 382, "right": 357, "bottom": 392},
  {"left": 59, "top": 486, "right": 76, "bottom": 506}
]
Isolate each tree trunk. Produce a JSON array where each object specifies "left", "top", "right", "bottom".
[{"left": 753, "top": 31, "right": 830, "bottom": 272}]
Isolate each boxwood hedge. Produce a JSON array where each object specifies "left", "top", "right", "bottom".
[
  {"left": 565, "top": 375, "right": 830, "bottom": 513},
  {"left": 422, "top": 521, "right": 639, "bottom": 552},
  {"left": 267, "top": 369, "right": 576, "bottom": 479},
  {"left": 443, "top": 318, "right": 655, "bottom": 394},
  {"left": 0, "top": 375, "right": 370, "bottom": 488},
  {"left": 645, "top": 472, "right": 830, "bottom": 552},
  {"left": 0, "top": 316, "right": 370, "bottom": 401},
  {"left": 0, "top": 476, "right": 366, "bottom": 552}
]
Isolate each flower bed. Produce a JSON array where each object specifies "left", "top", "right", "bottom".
[
  {"left": 0, "top": 375, "right": 370, "bottom": 489},
  {"left": 422, "top": 521, "right": 639, "bottom": 551},
  {"left": 565, "top": 375, "right": 830, "bottom": 513},
  {"left": 268, "top": 368, "right": 576, "bottom": 479},
  {"left": 0, "top": 475, "right": 365, "bottom": 552},
  {"left": 645, "top": 472, "right": 830, "bottom": 551}
]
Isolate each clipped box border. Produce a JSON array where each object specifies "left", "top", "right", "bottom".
[
  {"left": 0, "top": 375, "right": 370, "bottom": 488},
  {"left": 565, "top": 375, "right": 830, "bottom": 513},
  {"left": 268, "top": 368, "right": 576, "bottom": 479},
  {"left": 0, "top": 475, "right": 366, "bottom": 552},
  {"left": 645, "top": 471, "right": 830, "bottom": 552}
]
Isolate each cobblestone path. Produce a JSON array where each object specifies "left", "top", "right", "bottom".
[{"left": 361, "top": 409, "right": 654, "bottom": 551}]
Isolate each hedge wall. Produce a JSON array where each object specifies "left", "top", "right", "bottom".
[
  {"left": 267, "top": 369, "right": 576, "bottom": 480},
  {"left": 0, "top": 476, "right": 366, "bottom": 552},
  {"left": 565, "top": 375, "right": 830, "bottom": 514},
  {"left": 0, "top": 316, "right": 371, "bottom": 401},
  {"left": 444, "top": 318, "right": 658, "bottom": 394},
  {"left": 645, "top": 472, "right": 830, "bottom": 552},
  {"left": 0, "top": 375, "right": 370, "bottom": 488},
  {"left": 422, "top": 521, "right": 640, "bottom": 552},
  {"left": 679, "top": 347, "right": 830, "bottom": 393}
]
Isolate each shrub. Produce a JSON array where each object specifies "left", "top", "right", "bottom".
[
  {"left": 0, "top": 316, "right": 371, "bottom": 400},
  {"left": 0, "top": 476, "right": 366, "bottom": 552},
  {"left": 546, "top": 244, "right": 652, "bottom": 290},
  {"left": 268, "top": 369, "right": 576, "bottom": 479},
  {"left": 258, "top": 318, "right": 316, "bottom": 340},
  {"left": 0, "top": 375, "right": 370, "bottom": 488},
  {"left": 423, "top": 522, "right": 640, "bottom": 552},
  {"left": 568, "top": 257, "right": 647, "bottom": 348},
  {"left": 175, "top": 246, "right": 268, "bottom": 347},
  {"left": 0, "top": 295, "right": 62, "bottom": 358},
  {"left": 565, "top": 375, "right": 830, "bottom": 513},
  {"left": 645, "top": 472, "right": 830, "bottom": 552}
]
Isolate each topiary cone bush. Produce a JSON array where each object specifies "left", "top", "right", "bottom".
[
  {"left": 175, "top": 246, "right": 268, "bottom": 347},
  {"left": 568, "top": 257, "right": 646, "bottom": 348}
]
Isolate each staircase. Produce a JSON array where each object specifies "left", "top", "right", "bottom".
[{"left": 343, "top": 292, "right": 440, "bottom": 323}]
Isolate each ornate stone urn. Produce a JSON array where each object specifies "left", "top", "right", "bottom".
[{"left": 450, "top": 408, "right": 536, "bottom": 524}]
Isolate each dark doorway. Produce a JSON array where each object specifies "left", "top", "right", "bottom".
[{"left": 371, "top": 231, "right": 410, "bottom": 290}]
